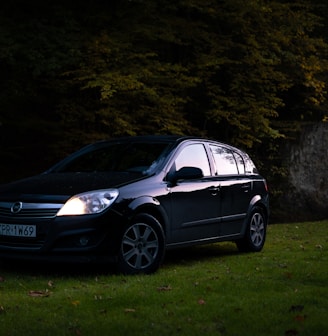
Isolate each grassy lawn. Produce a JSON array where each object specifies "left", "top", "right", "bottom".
[{"left": 0, "top": 221, "right": 327, "bottom": 336}]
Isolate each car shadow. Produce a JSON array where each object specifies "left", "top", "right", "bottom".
[
  {"left": 0, "top": 243, "right": 239, "bottom": 277},
  {"left": 163, "top": 242, "right": 239, "bottom": 268},
  {"left": 0, "top": 259, "right": 116, "bottom": 277}
]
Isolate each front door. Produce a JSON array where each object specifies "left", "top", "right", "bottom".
[{"left": 167, "top": 143, "right": 221, "bottom": 244}]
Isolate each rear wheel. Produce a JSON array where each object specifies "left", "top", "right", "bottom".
[
  {"left": 236, "top": 206, "right": 267, "bottom": 252},
  {"left": 117, "top": 213, "right": 165, "bottom": 274}
]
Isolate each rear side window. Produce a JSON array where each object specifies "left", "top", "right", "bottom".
[{"left": 210, "top": 145, "right": 239, "bottom": 175}]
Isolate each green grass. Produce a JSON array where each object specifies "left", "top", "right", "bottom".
[{"left": 0, "top": 221, "right": 327, "bottom": 335}]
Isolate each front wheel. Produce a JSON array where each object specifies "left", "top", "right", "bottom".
[
  {"left": 236, "top": 206, "right": 267, "bottom": 252},
  {"left": 117, "top": 213, "right": 165, "bottom": 275}
]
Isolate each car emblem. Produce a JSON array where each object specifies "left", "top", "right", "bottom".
[{"left": 11, "top": 202, "right": 23, "bottom": 214}]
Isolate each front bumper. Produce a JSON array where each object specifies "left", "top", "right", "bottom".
[{"left": 0, "top": 209, "right": 126, "bottom": 263}]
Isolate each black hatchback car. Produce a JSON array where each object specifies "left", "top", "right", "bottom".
[{"left": 0, "top": 136, "right": 269, "bottom": 274}]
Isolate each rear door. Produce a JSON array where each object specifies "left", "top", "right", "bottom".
[{"left": 209, "top": 145, "right": 252, "bottom": 237}]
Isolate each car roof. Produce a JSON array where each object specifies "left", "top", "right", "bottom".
[
  {"left": 90, "top": 135, "right": 246, "bottom": 154},
  {"left": 103, "top": 135, "right": 189, "bottom": 143}
]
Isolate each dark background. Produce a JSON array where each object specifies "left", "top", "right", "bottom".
[{"left": 1, "top": 0, "right": 327, "bottom": 222}]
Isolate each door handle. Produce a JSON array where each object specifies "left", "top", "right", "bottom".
[
  {"left": 209, "top": 186, "right": 220, "bottom": 195},
  {"left": 241, "top": 184, "right": 250, "bottom": 193}
]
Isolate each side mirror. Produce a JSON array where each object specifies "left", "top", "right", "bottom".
[{"left": 167, "top": 166, "right": 203, "bottom": 185}]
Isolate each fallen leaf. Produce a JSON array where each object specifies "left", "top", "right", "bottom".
[
  {"left": 285, "top": 329, "right": 299, "bottom": 336},
  {"left": 68, "top": 321, "right": 81, "bottom": 334},
  {"left": 48, "top": 280, "right": 54, "bottom": 288},
  {"left": 198, "top": 299, "right": 206, "bottom": 305},
  {"left": 71, "top": 300, "right": 80, "bottom": 306},
  {"left": 284, "top": 272, "right": 293, "bottom": 279},
  {"left": 234, "top": 307, "right": 242, "bottom": 313},
  {"left": 295, "top": 315, "right": 306, "bottom": 322},
  {"left": 289, "top": 305, "right": 304, "bottom": 313},
  {"left": 28, "top": 290, "right": 51, "bottom": 297},
  {"left": 0, "top": 276, "right": 4, "bottom": 282},
  {"left": 124, "top": 308, "right": 136, "bottom": 313},
  {"left": 72, "top": 328, "right": 82, "bottom": 336},
  {"left": 0, "top": 306, "right": 5, "bottom": 314},
  {"left": 157, "top": 285, "right": 172, "bottom": 291}
]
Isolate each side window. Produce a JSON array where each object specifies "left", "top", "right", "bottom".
[
  {"left": 174, "top": 144, "right": 211, "bottom": 176},
  {"left": 210, "top": 145, "right": 238, "bottom": 175},
  {"left": 233, "top": 152, "right": 245, "bottom": 174}
]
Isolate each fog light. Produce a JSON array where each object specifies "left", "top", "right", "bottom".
[{"left": 79, "top": 236, "right": 90, "bottom": 246}]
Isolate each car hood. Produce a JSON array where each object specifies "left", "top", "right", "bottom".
[{"left": 0, "top": 172, "right": 145, "bottom": 203}]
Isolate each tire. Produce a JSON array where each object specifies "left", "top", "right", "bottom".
[
  {"left": 117, "top": 213, "right": 165, "bottom": 275},
  {"left": 236, "top": 206, "right": 267, "bottom": 252}
]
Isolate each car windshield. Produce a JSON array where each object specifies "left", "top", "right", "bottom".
[{"left": 53, "top": 142, "right": 171, "bottom": 175}]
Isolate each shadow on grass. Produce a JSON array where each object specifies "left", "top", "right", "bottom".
[
  {"left": 164, "top": 242, "right": 239, "bottom": 267},
  {"left": 0, "top": 242, "right": 239, "bottom": 277},
  {"left": 0, "top": 259, "right": 117, "bottom": 278}
]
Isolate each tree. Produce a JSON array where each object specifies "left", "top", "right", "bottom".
[
  {"left": 0, "top": 0, "right": 327, "bottom": 187},
  {"left": 64, "top": 0, "right": 328, "bottom": 147}
]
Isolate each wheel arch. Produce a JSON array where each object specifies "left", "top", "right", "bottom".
[
  {"left": 126, "top": 196, "right": 169, "bottom": 235},
  {"left": 248, "top": 195, "right": 269, "bottom": 222},
  {"left": 237, "top": 198, "right": 268, "bottom": 252}
]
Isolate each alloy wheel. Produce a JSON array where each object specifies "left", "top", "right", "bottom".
[
  {"left": 121, "top": 223, "right": 159, "bottom": 270},
  {"left": 249, "top": 212, "right": 265, "bottom": 247}
]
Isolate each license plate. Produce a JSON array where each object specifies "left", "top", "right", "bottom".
[{"left": 0, "top": 224, "right": 36, "bottom": 238}]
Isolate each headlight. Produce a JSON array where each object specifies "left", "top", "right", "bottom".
[{"left": 57, "top": 189, "right": 119, "bottom": 216}]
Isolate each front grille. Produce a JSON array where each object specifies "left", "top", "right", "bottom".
[{"left": 0, "top": 202, "right": 62, "bottom": 219}]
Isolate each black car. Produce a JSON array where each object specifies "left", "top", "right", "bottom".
[{"left": 0, "top": 135, "right": 269, "bottom": 274}]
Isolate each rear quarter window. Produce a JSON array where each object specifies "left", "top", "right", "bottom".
[{"left": 244, "top": 154, "right": 259, "bottom": 174}]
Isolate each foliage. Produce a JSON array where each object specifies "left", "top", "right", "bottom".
[
  {"left": 60, "top": 0, "right": 328, "bottom": 148},
  {"left": 1, "top": 1, "right": 327, "bottom": 145},
  {"left": 0, "top": 221, "right": 327, "bottom": 335}
]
